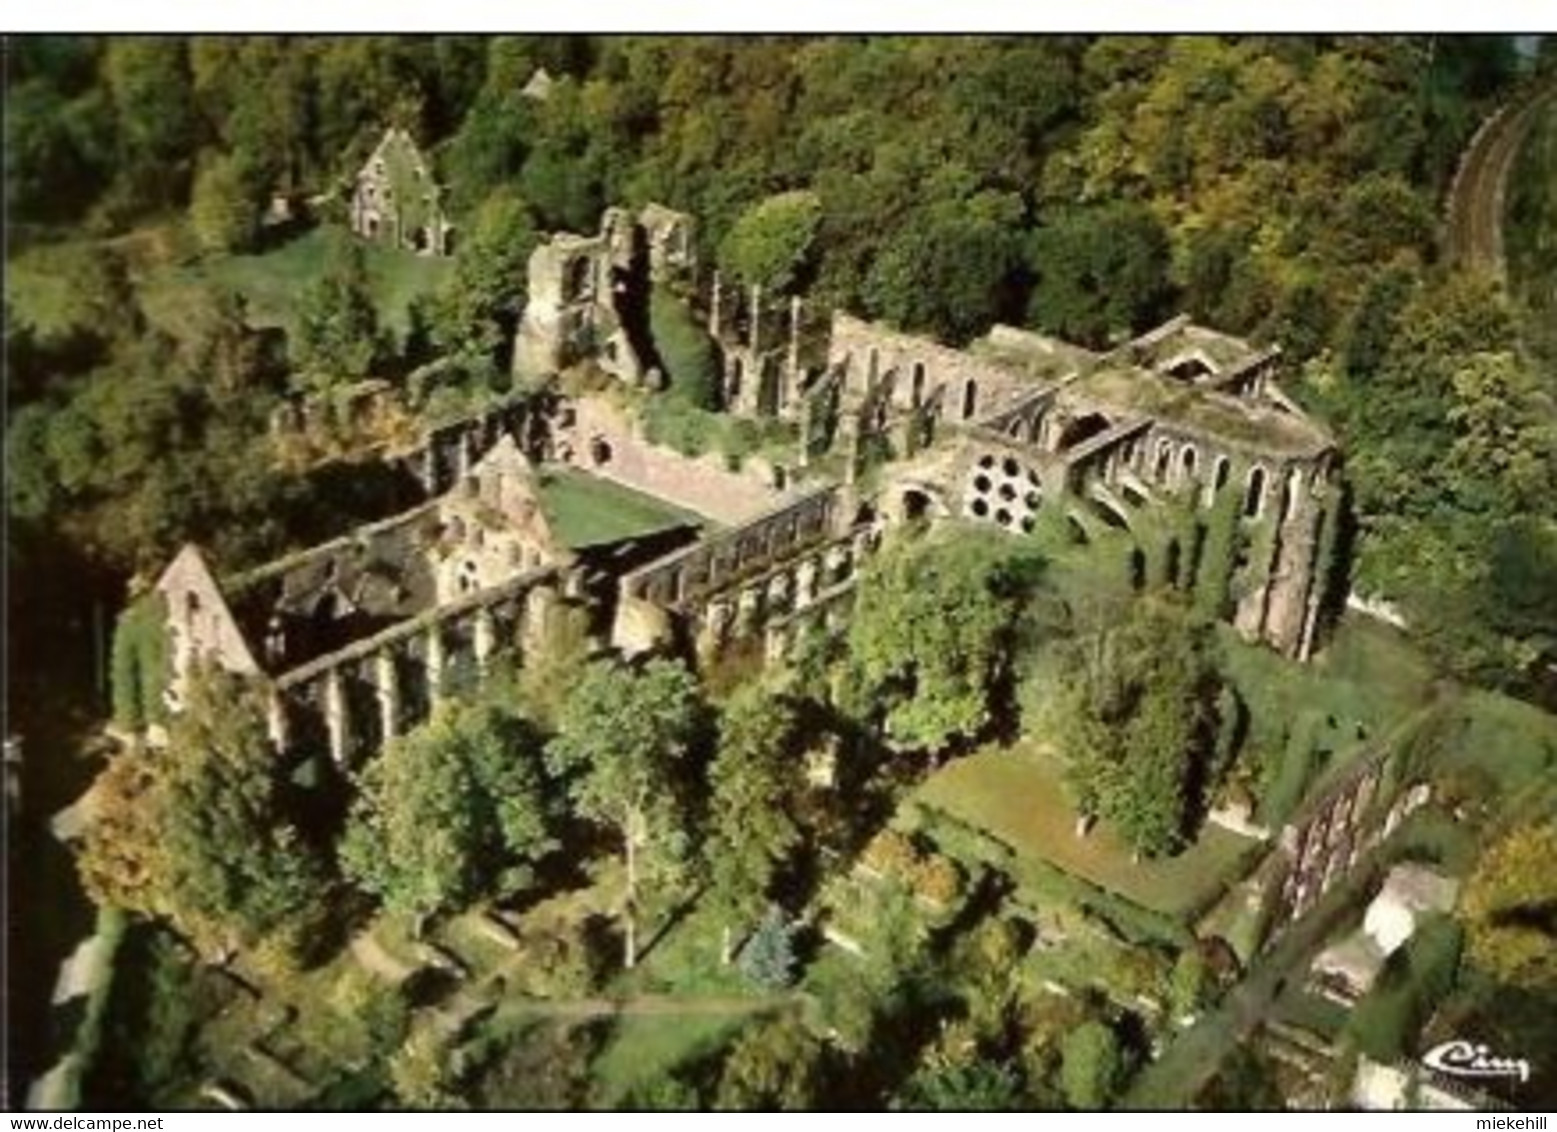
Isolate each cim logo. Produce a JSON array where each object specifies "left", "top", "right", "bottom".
[{"left": 1422, "top": 1039, "right": 1532, "bottom": 1084}]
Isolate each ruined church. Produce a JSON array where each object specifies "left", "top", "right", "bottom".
[{"left": 140, "top": 201, "right": 1343, "bottom": 774}]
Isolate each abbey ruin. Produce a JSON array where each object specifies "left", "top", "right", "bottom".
[{"left": 143, "top": 203, "right": 1344, "bottom": 771}]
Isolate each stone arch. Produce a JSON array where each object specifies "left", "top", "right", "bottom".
[
  {"left": 728, "top": 356, "right": 744, "bottom": 401},
  {"left": 1086, "top": 493, "right": 1132, "bottom": 532},
  {"left": 566, "top": 256, "right": 592, "bottom": 303},
  {"left": 1057, "top": 412, "right": 1112, "bottom": 450},
  {"left": 1154, "top": 438, "right": 1174, "bottom": 483},
  {"left": 962, "top": 379, "right": 978, "bottom": 420},
  {"left": 1283, "top": 465, "right": 1305, "bottom": 521},
  {"left": 1180, "top": 443, "right": 1199, "bottom": 484},
  {"left": 911, "top": 361, "right": 926, "bottom": 407},
  {"left": 1244, "top": 464, "right": 1268, "bottom": 518},
  {"left": 1211, "top": 454, "right": 1231, "bottom": 497}
]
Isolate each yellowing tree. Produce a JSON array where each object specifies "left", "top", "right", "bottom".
[{"left": 1460, "top": 821, "right": 1557, "bottom": 991}]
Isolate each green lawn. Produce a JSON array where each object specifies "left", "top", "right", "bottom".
[
  {"left": 588, "top": 1013, "right": 747, "bottom": 1107},
  {"left": 141, "top": 225, "right": 451, "bottom": 343},
  {"left": 1442, "top": 688, "right": 1557, "bottom": 794},
  {"left": 537, "top": 467, "right": 706, "bottom": 550},
  {"left": 915, "top": 745, "right": 1259, "bottom": 922}
]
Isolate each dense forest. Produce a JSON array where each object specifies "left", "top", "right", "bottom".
[{"left": 5, "top": 34, "right": 1555, "bottom": 698}]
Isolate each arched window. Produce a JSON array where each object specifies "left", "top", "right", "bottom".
[
  {"left": 1154, "top": 439, "right": 1173, "bottom": 483},
  {"left": 1180, "top": 444, "right": 1199, "bottom": 484},
  {"left": 962, "top": 380, "right": 978, "bottom": 420},
  {"left": 566, "top": 257, "right": 592, "bottom": 303},
  {"left": 1212, "top": 455, "right": 1231, "bottom": 495},
  {"left": 1244, "top": 465, "right": 1267, "bottom": 518},
  {"left": 911, "top": 362, "right": 926, "bottom": 407}
]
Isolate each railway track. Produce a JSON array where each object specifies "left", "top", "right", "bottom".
[{"left": 1444, "top": 81, "right": 1557, "bottom": 280}]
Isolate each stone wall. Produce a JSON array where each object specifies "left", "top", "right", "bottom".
[
  {"left": 553, "top": 395, "right": 785, "bottom": 524},
  {"left": 827, "top": 313, "right": 1031, "bottom": 421},
  {"left": 1266, "top": 741, "right": 1432, "bottom": 937},
  {"left": 155, "top": 546, "right": 263, "bottom": 708}
]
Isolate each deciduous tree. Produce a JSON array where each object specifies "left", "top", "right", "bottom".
[{"left": 546, "top": 657, "right": 701, "bottom": 968}]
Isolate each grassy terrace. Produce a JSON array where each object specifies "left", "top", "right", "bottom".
[
  {"left": 915, "top": 743, "right": 1259, "bottom": 923},
  {"left": 140, "top": 226, "right": 451, "bottom": 342},
  {"left": 536, "top": 467, "right": 709, "bottom": 549}
]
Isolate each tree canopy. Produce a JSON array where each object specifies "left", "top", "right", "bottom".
[
  {"left": 341, "top": 695, "right": 557, "bottom": 923},
  {"left": 546, "top": 657, "right": 702, "bottom": 967},
  {"left": 846, "top": 529, "right": 1041, "bottom": 752}
]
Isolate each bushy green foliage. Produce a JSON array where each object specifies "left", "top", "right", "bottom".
[
  {"left": 342, "top": 695, "right": 557, "bottom": 922},
  {"left": 292, "top": 229, "right": 383, "bottom": 386},
  {"left": 1059, "top": 1020, "right": 1122, "bottom": 1110},
  {"left": 737, "top": 906, "right": 798, "bottom": 990},
  {"left": 190, "top": 152, "right": 262, "bottom": 254},
  {"left": 110, "top": 593, "right": 169, "bottom": 731},
  {"left": 706, "top": 686, "right": 802, "bottom": 940},
  {"left": 1052, "top": 597, "right": 1226, "bottom": 857},
  {"left": 1460, "top": 821, "right": 1557, "bottom": 992},
  {"left": 714, "top": 1014, "right": 826, "bottom": 1110},
  {"left": 1260, "top": 709, "right": 1324, "bottom": 825},
  {"left": 649, "top": 287, "right": 719, "bottom": 408},
  {"left": 429, "top": 188, "right": 539, "bottom": 366},
  {"left": 83, "top": 667, "right": 329, "bottom": 958},
  {"left": 719, "top": 190, "right": 822, "bottom": 295},
  {"left": 546, "top": 657, "right": 702, "bottom": 967},
  {"left": 1027, "top": 204, "right": 1173, "bottom": 348},
  {"left": 1347, "top": 915, "right": 1464, "bottom": 1061},
  {"left": 845, "top": 528, "right": 1042, "bottom": 752},
  {"left": 894, "top": 1059, "right": 1024, "bottom": 1111}
]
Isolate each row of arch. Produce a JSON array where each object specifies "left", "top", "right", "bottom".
[
  {"left": 1117, "top": 434, "right": 1319, "bottom": 521},
  {"left": 841, "top": 345, "right": 985, "bottom": 422}
]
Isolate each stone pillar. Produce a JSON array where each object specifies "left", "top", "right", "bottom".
[
  {"left": 795, "top": 556, "right": 819, "bottom": 609},
  {"left": 375, "top": 651, "right": 400, "bottom": 742},
  {"left": 522, "top": 585, "right": 555, "bottom": 656},
  {"left": 698, "top": 597, "right": 733, "bottom": 660},
  {"left": 749, "top": 284, "right": 762, "bottom": 356},
  {"left": 736, "top": 585, "right": 763, "bottom": 638},
  {"left": 457, "top": 431, "right": 473, "bottom": 480},
  {"left": 422, "top": 447, "right": 438, "bottom": 495},
  {"left": 426, "top": 625, "right": 446, "bottom": 703},
  {"left": 786, "top": 295, "right": 802, "bottom": 414},
  {"left": 797, "top": 398, "right": 813, "bottom": 469},
  {"left": 267, "top": 690, "right": 290, "bottom": 753},
  {"left": 324, "top": 669, "right": 350, "bottom": 768},
  {"left": 474, "top": 607, "right": 496, "bottom": 673},
  {"left": 710, "top": 271, "right": 722, "bottom": 340},
  {"left": 765, "top": 624, "right": 788, "bottom": 665}
]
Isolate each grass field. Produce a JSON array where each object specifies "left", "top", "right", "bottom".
[
  {"left": 1444, "top": 687, "right": 1557, "bottom": 793},
  {"left": 141, "top": 225, "right": 451, "bottom": 344},
  {"left": 915, "top": 744, "right": 1259, "bottom": 922},
  {"left": 588, "top": 1013, "right": 747, "bottom": 1106},
  {"left": 537, "top": 467, "right": 706, "bottom": 549}
]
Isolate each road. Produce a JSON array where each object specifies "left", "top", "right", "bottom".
[{"left": 1445, "top": 82, "right": 1557, "bottom": 280}]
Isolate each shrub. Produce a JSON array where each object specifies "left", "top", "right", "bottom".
[
  {"left": 738, "top": 906, "right": 798, "bottom": 990},
  {"left": 649, "top": 287, "right": 718, "bottom": 409},
  {"left": 1261, "top": 709, "right": 1323, "bottom": 825}
]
